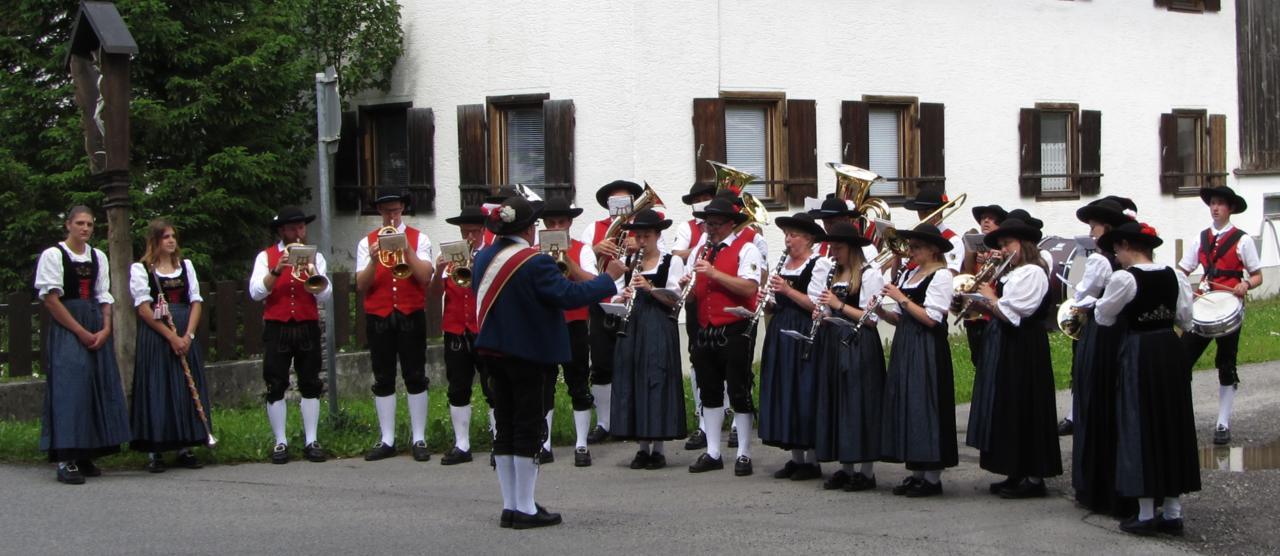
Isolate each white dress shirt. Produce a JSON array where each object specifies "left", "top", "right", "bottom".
[
  {"left": 687, "top": 229, "right": 770, "bottom": 275},
  {"left": 130, "top": 260, "right": 204, "bottom": 307},
  {"left": 355, "top": 223, "right": 433, "bottom": 273},
  {"left": 612, "top": 254, "right": 685, "bottom": 301},
  {"left": 1177, "top": 223, "right": 1262, "bottom": 274},
  {"left": 937, "top": 223, "right": 965, "bottom": 272},
  {"left": 995, "top": 264, "right": 1049, "bottom": 327},
  {"left": 249, "top": 241, "right": 333, "bottom": 303},
  {"left": 1073, "top": 252, "right": 1113, "bottom": 304},
  {"left": 1094, "top": 263, "right": 1194, "bottom": 329},
  {"left": 35, "top": 243, "right": 113, "bottom": 304},
  {"left": 829, "top": 264, "right": 886, "bottom": 325},
  {"left": 891, "top": 267, "right": 955, "bottom": 323}
]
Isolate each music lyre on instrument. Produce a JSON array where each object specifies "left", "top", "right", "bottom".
[
  {"left": 440, "top": 240, "right": 474, "bottom": 287},
  {"left": 538, "top": 230, "right": 571, "bottom": 277},
  {"left": 376, "top": 226, "right": 413, "bottom": 279},
  {"left": 282, "top": 243, "right": 328, "bottom": 294}
]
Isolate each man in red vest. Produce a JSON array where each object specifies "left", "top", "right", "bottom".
[
  {"left": 1177, "top": 186, "right": 1262, "bottom": 445},
  {"left": 356, "top": 189, "right": 436, "bottom": 461},
  {"left": 905, "top": 188, "right": 964, "bottom": 272},
  {"left": 960, "top": 204, "right": 1007, "bottom": 375},
  {"left": 432, "top": 206, "right": 490, "bottom": 465},
  {"left": 248, "top": 206, "right": 332, "bottom": 464},
  {"left": 673, "top": 182, "right": 714, "bottom": 450},
  {"left": 679, "top": 197, "right": 764, "bottom": 477}
]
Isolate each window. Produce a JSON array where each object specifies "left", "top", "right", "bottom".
[
  {"left": 1018, "top": 104, "right": 1102, "bottom": 199},
  {"left": 1155, "top": 0, "right": 1221, "bottom": 13},
  {"left": 333, "top": 105, "right": 435, "bottom": 214},
  {"left": 1160, "top": 109, "right": 1227, "bottom": 195},
  {"left": 841, "top": 97, "right": 945, "bottom": 203},
  {"left": 1236, "top": 1, "right": 1280, "bottom": 174},
  {"left": 692, "top": 95, "right": 817, "bottom": 208},
  {"left": 456, "top": 95, "right": 575, "bottom": 208}
]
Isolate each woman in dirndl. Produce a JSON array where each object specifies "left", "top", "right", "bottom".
[
  {"left": 129, "top": 219, "right": 211, "bottom": 472},
  {"left": 757, "top": 212, "right": 829, "bottom": 481},
  {"left": 34, "top": 206, "right": 132, "bottom": 484},
  {"left": 1095, "top": 221, "right": 1199, "bottom": 536},
  {"left": 610, "top": 209, "right": 687, "bottom": 470}
]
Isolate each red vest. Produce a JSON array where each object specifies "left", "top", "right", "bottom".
[
  {"left": 817, "top": 242, "right": 830, "bottom": 257},
  {"left": 563, "top": 239, "right": 590, "bottom": 322},
  {"left": 1198, "top": 227, "right": 1247, "bottom": 291},
  {"left": 695, "top": 232, "right": 758, "bottom": 328},
  {"left": 441, "top": 273, "right": 477, "bottom": 335},
  {"left": 686, "top": 220, "right": 703, "bottom": 252},
  {"left": 941, "top": 228, "right": 957, "bottom": 240},
  {"left": 363, "top": 227, "right": 427, "bottom": 317},
  {"left": 263, "top": 245, "right": 320, "bottom": 323}
]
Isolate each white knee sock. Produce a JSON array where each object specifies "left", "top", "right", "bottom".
[
  {"left": 300, "top": 397, "right": 320, "bottom": 445},
  {"left": 860, "top": 461, "right": 875, "bottom": 478},
  {"left": 703, "top": 406, "right": 725, "bottom": 459},
  {"left": 514, "top": 456, "right": 539, "bottom": 514},
  {"left": 1218, "top": 385, "right": 1236, "bottom": 428},
  {"left": 790, "top": 449, "right": 805, "bottom": 464},
  {"left": 806, "top": 449, "right": 816, "bottom": 464},
  {"left": 408, "top": 392, "right": 428, "bottom": 444},
  {"left": 573, "top": 410, "right": 591, "bottom": 449},
  {"left": 1164, "top": 496, "right": 1183, "bottom": 519},
  {"left": 543, "top": 410, "right": 554, "bottom": 451},
  {"left": 1138, "top": 497, "right": 1155, "bottom": 521},
  {"left": 924, "top": 470, "right": 941, "bottom": 484},
  {"left": 451, "top": 404, "right": 472, "bottom": 452},
  {"left": 638, "top": 440, "right": 651, "bottom": 453},
  {"left": 374, "top": 395, "right": 397, "bottom": 446},
  {"left": 1066, "top": 399, "right": 1074, "bottom": 422},
  {"left": 689, "top": 368, "right": 703, "bottom": 429},
  {"left": 652, "top": 441, "right": 664, "bottom": 454},
  {"left": 266, "top": 400, "right": 288, "bottom": 445},
  {"left": 488, "top": 408, "right": 496, "bottom": 438},
  {"left": 592, "top": 385, "right": 612, "bottom": 431},
  {"left": 733, "top": 413, "right": 753, "bottom": 459},
  {"left": 495, "top": 455, "right": 516, "bottom": 511}
]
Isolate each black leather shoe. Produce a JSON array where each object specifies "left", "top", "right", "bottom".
[
  {"left": 490, "top": 452, "right": 496, "bottom": 468},
  {"left": 772, "top": 460, "right": 799, "bottom": 479},
  {"left": 790, "top": 463, "right": 822, "bottom": 481},
  {"left": 75, "top": 459, "right": 102, "bottom": 477},
  {"left": 1120, "top": 516, "right": 1158, "bottom": 536},
  {"left": 989, "top": 476, "right": 1019, "bottom": 494},
  {"left": 823, "top": 470, "right": 851, "bottom": 490},
  {"left": 511, "top": 506, "right": 563, "bottom": 530},
  {"left": 586, "top": 425, "right": 609, "bottom": 444},
  {"left": 998, "top": 479, "right": 1048, "bottom": 499},
  {"left": 535, "top": 448, "right": 555, "bottom": 465},
  {"left": 688, "top": 453, "right": 724, "bottom": 473},
  {"left": 441, "top": 447, "right": 473, "bottom": 465},
  {"left": 905, "top": 479, "right": 943, "bottom": 498},
  {"left": 630, "top": 450, "right": 651, "bottom": 470},
  {"left": 57, "top": 464, "right": 85, "bottom": 485},
  {"left": 684, "top": 428, "right": 707, "bottom": 450},
  {"left": 412, "top": 440, "right": 432, "bottom": 462},
  {"left": 175, "top": 450, "right": 203, "bottom": 469},
  {"left": 574, "top": 447, "right": 592, "bottom": 467},
  {"left": 843, "top": 472, "right": 877, "bottom": 492},
  {"left": 734, "top": 455, "right": 753, "bottom": 476},
  {"left": 1213, "top": 425, "right": 1231, "bottom": 445},
  {"left": 1157, "top": 516, "right": 1185, "bottom": 536},
  {"left": 645, "top": 452, "right": 666, "bottom": 470},
  {"left": 892, "top": 477, "right": 921, "bottom": 496},
  {"left": 145, "top": 458, "right": 166, "bottom": 474},
  {"left": 500, "top": 509, "right": 514, "bottom": 529},
  {"left": 727, "top": 429, "right": 739, "bottom": 448},
  {"left": 303, "top": 442, "right": 329, "bottom": 463},
  {"left": 364, "top": 441, "right": 397, "bottom": 461},
  {"left": 270, "top": 442, "right": 290, "bottom": 464},
  {"left": 1057, "top": 418, "right": 1074, "bottom": 436}
]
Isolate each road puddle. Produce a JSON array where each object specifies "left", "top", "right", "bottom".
[{"left": 1200, "top": 439, "right": 1280, "bottom": 471}]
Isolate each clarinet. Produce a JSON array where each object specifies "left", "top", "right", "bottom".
[
  {"left": 616, "top": 247, "right": 646, "bottom": 337},
  {"left": 671, "top": 243, "right": 707, "bottom": 320},
  {"left": 843, "top": 279, "right": 884, "bottom": 347},
  {"left": 801, "top": 256, "right": 838, "bottom": 360},
  {"left": 743, "top": 254, "right": 788, "bottom": 338}
]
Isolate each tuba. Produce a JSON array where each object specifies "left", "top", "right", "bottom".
[
  {"left": 377, "top": 226, "right": 413, "bottom": 279},
  {"left": 828, "top": 162, "right": 892, "bottom": 243},
  {"left": 283, "top": 243, "right": 329, "bottom": 294},
  {"left": 707, "top": 161, "right": 768, "bottom": 233}
]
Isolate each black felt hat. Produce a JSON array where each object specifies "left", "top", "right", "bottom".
[
  {"left": 270, "top": 206, "right": 315, "bottom": 229},
  {"left": 903, "top": 188, "right": 946, "bottom": 211},
  {"left": 807, "top": 195, "right": 859, "bottom": 219},
  {"left": 595, "top": 180, "right": 645, "bottom": 209},
  {"left": 691, "top": 197, "right": 748, "bottom": 224},
  {"left": 445, "top": 206, "right": 486, "bottom": 226},
  {"left": 894, "top": 223, "right": 955, "bottom": 253},
  {"left": 1075, "top": 199, "right": 1131, "bottom": 227},
  {"left": 971, "top": 204, "right": 1008, "bottom": 224},
  {"left": 484, "top": 196, "right": 545, "bottom": 235},
  {"left": 983, "top": 218, "right": 1043, "bottom": 248},
  {"left": 1199, "top": 186, "right": 1247, "bottom": 214},
  {"left": 775, "top": 212, "right": 824, "bottom": 238},
  {"left": 681, "top": 182, "right": 717, "bottom": 205},
  {"left": 540, "top": 197, "right": 584, "bottom": 219},
  {"left": 1005, "top": 208, "right": 1044, "bottom": 230},
  {"left": 373, "top": 188, "right": 411, "bottom": 207},
  {"left": 621, "top": 208, "right": 672, "bottom": 231},
  {"left": 1098, "top": 221, "right": 1164, "bottom": 253},
  {"left": 815, "top": 221, "right": 872, "bottom": 248},
  {"left": 1099, "top": 195, "right": 1138, "bottom": 214}
]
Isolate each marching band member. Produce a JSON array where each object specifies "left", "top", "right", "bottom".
[
  {"left": 249, "top": 206, "right": 333, "bottom": 464},
  {"left": 129, "top": 220, "right": 209, "bottom": 471},
  {"left": 877, "top": 224, "right": 956, "bottom": 497},
  {"left": 758, "top": 212, "right": 829, "bottom": 480},
  {"left": 1068, "top": 199, "right": 1132, "bottom": 514},
  {"left": 581, "top": 180, "right": 646, "bottom": 444},
  {"left": 610, "top": 209, "right": 688, "bottom": 469},
  {"left": 960, "top": 204, "right": 1007, "bottom": 372},
  {"left": 35, "top": 206, "right": 131, "bottom": 484},
  {"left": 813, "top": 222, "right": 885, "bottom": 491},
  {"left": 433, "top": 206, "right": 491, "bottom": 465},
  {"left": 681, "top": 197, "right": 764, "bottom": 476},
  {"left": 1005, "top": 209, "right": 1054, "bottom": 270},
  {"left": 808, "top": 195, "right": 878, "bottom": 263},
  {"left": 966, "top": 218, "right": 1062, "bottom": 499},
  {"left": 673, "top": 182, "right": 714, "bottom": 450},
  {"left": 474, "top": 196, "right": 625, "bottom": 529},
  {"left": 904, "top": 190, "right": 964, "bottom": 271},
  {"left": 1177, "top": 186, "right": 1261, "bottom": 445},
  {"left": 355, "top": 189, "right": 435, "bottom": 462},
  {"left": 539, "top": 198, "right": 599, "bottom": 466},
  {"left": 1095, "top": 221, "right": 1199, "bottom": 536}
]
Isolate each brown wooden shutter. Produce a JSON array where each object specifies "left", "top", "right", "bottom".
[
  {"left": 1078, "top": 109, "right": 1102, "bottom": 196},
  {"left": 785, "top": 99, "right": 817, "bottom": 206},
  {"left": 457, "top": 104, "right": 488, "bottom": 208},
  {"left": 1018, "top": 108, "right": 1041, "bottom": 198},
  {"left": 1159, "top": 113, "right": 1179, "bottom": 194},
  {"left": 918, "top": 102, "right": 945, "bottom": 193},
  {"left": 1209, "top": 113, "right": 1227, "bottom": 187},
  {"left": 1204, "top": 0, "right": 1221, "bottom": 12},
  {"left": 692, "top": 98, "right": 725, "bottom": 186},
  {"left": 334, "top": 111, "right": 361, "bottom": 211},
  {"left": 840, "top": 101, "right": 870, "bottom": 168},
  {"left": 543, "top": 99, "right": 576, "bottom": 203},
  {"left": 405, "top": 107, "right": 434, "bottom": 213},
  {"left": 1154, "top": 0, "right": 1171, "bottom": 6}
]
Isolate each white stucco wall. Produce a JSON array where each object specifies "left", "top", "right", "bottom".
[{"left": 307, "top": 0, "right": 1279, "bottom": 275}]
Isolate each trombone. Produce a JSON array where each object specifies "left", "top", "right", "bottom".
[
  {"left": 376, "top": 226, "right": 413, "bottom": 279},
  {"left": 283, "top": 243, "right": 329, "bottom": 294}
]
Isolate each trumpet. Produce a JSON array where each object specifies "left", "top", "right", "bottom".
[
  {"left": 744, "top": 254, "right": 788, "bottom": 338},
  {"left": 951, "top": 253, "right": 1013, "bottom": 325},
  {"left": 671, "top": 243, "right": 707, "bottom": 320},
  {"left": 376, "top": 226, "right": 413, "bottom": 279},
  {"left": 283, "top": 243, "right": 329, "bottom": 295},
  {"left": 616, "top": 247, "right": 646, "bottom": 337},
  {"left": 440, "top": 240, "right": 474, "bottom": 288}
]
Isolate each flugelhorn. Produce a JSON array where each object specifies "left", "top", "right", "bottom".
[
  {"left": 283, "top": 243, "right": 329, "bottom": 295},
  {"left": 601, "top": 183, "right": 666, "bottom": 262},
  {"left": 377, "top": 226, "right": 413, "bottom": 279},
  {"left": 538, "top": 230, "right": 572, "bottom": 278},
  {"left": 440, "top": 240, "right": 474, "bottom": 288},
  {"left": 951, "top": 253, "right": 1013, "bottom": 325}
]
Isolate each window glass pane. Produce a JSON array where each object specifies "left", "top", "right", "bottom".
[
  {"left": 374, "top": 111, "right": 408, "bottom": 190},
  {"left": 1040, "top": 112, "right": 1069, "bottom": 192},
  {"left": 506, "top": 107, "right": 545, "bottom": 195},
  {"left": 868, "top": 108, "right": 902, "bottom": 197},
  {"left": 725, "top": 104, "right": 769, "bottom": 198},
  {"left": 1176, "top": 116, "right": 1201, "bottom": 190}
]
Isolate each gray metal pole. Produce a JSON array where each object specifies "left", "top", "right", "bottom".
[{"left": 314, "top": 68, "right": 340, "bottom": 419}]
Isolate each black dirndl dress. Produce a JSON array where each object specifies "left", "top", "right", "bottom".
[
  {"left": 880, "top": 270, "right": 958, "bottom": 470},
  {"left": 968, "top": 273, "right": 1062, "bottom": 479},
  {"left": 1071, "top": 312, "right": 1131, "bottom": 514},
  {"left": 611, "top": 255, "right": 688, "bottom": 441},
  {"left": 759, "top": 256, "right": 819, "bottom": 450},
  {"left": 815, "top": 281, "right": 886, "bottom": 463},
  {"left": 130, "top": 262, "right": 212, "bottom": 452},
  {"left": 39, "top": 245, "right": 132, "bottom": 462},
  {"left": 1114, "top": 267, "right": 1201, "bottom": 498}
]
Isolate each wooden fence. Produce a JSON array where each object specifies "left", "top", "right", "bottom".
[{"left": 0, "top": 272, "right": 443, "bottom": 378}]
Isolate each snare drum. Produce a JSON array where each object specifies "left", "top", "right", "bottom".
[{"left": 1191, "top": 291, "right": 1244, "bottom": 338}]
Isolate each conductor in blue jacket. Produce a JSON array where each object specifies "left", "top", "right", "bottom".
[{"left": 473, "top": 195, "right": 626, "bottom": 529}]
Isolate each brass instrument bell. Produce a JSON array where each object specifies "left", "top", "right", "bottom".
[{"left": 377, "top": 226, "right": 413, "bottom": 279}]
